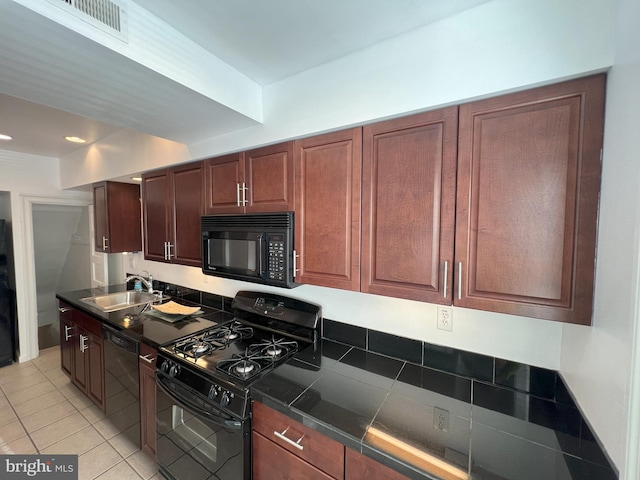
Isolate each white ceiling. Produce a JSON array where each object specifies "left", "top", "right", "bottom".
[{"left": 0, "top": 0, "right": 491, "bottom": 160}]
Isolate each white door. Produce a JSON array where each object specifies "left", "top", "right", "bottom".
[{"left": 88, "top": 206, "right": 108, "bottom": 287}]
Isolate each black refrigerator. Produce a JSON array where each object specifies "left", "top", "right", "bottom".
[{"left": 0, "top": 219, "right": 16, "bottom": 367}]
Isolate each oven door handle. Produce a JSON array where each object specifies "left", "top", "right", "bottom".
[{"left": 156, "top": 373, "right": 243, "bottom": 430}]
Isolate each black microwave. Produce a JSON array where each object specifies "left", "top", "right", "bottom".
[{"left": 201, "top": 212, "right": 297, "bottom": 288}]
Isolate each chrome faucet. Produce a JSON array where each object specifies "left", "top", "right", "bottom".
[{"left": 125, "top": 272, "right": 154, "bottom": 294}]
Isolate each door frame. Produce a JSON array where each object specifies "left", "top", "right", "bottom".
[{"left": 16, "top": 193, "right": 91, "bottom": 362}]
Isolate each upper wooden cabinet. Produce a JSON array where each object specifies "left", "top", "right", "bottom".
[
  {"left": 142, "top": 162, "right": 204, "bottom": 267},
  {"left": 294, "top": 128, "right": 362, "bottom": 291},
  {"left": 93, "top": 181, "right": 141, "bottom": 253},
  {"left": 204, "top": 142, "right": 294, "bottom": 214},
  {"left": 454, "top": 74, "right": 605, "bottom": 324},
  {"left": 362, "top": 107, "right": 459, "bottom": 303}
]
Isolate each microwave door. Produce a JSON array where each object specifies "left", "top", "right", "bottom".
[{"left": 206, "top": 232, "right": 262, "bottom": 279}]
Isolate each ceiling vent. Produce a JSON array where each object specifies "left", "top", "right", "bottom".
[{"left": 45, "top": 0, "right": 128, "bottom": 41}]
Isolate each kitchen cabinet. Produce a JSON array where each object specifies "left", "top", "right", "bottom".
[
  {"left": 139, "top": 342, "right": 157, "bottom": 457},
  {"left": 204, "top": 142, "right": 294, "bottom": 214},
  {"left": 454, "top": 74, "right": 605, "bottom": 324},
  {"left": 142, "top": 161, "right": 204, "bottom": 267},
  {"left": 93, "top": 181, "right": 142, "bottom": 253},
  {"left": 362, "top": 107, "right": 459, "bottom": 303},
  {"left": 252, "top": 401, "right": 345, "bottom": 479},
  {"left": 59, "top": 302, "right": 73, "bottom": 377},
  {"left": 345, "top": 449, "right": 409, "bottom": 480},
  {"left": 58, "top": 302, "right": 105, "bottom": 411},
  {"left": 294, "top": 128, "right": 362, "bottom": 290}
]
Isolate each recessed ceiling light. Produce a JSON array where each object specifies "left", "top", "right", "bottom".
[
  {"left": 64, "top": 136, "right": 86, "bottom": 143},
  {"left": 130, "top": 177, "right": 142, "bottom": 182},
  {"left": 0, "top": 134, "right": 13, "bottom": 141}
]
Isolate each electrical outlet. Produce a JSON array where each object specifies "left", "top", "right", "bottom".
[
  {"left": 437, "top": 307, "right": 453, "bottom": 331},
  {"left": 433, "top": 407, "right": 449, "bottom": 433}
]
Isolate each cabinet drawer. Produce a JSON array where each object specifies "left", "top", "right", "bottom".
[
  {"left": 73, "top": 309, "right": 103, "bottom": 337},
  {"left": 253, "top": 432, "right": 335, "bottom": 480},
  {"left": 253, "top": 402, "right": 344, "bottom": 479}
]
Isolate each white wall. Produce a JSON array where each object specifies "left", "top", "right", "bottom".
[
  {"left": 0, "top": 149, "right": 91, "bottom": 361},
  {"left": 560, "top": 0, "right": 640, "bottom": 476}
]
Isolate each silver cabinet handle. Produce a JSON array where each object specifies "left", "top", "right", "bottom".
[
  {"left": 236, "top": 183, "right": 241, "bottom": 207},
  {"left": 64, "top": 325, "right": 73, "bottom": 341},
  {"left": 443, "top": 261, "right": 448, "bottom": 298},
  {"left": 458, "top": 262, "right": 462, "bottom": 300},
  {"left": 80, "top": 335, "right": 88, "bottom": 353},
  {"left": 167, "top": 242, "right": 174, "bottom": 260},
  {"left": 102, "top": 236, "right": 108, "bottom": 250},
  {"left": 241, "top": 182, "right": 248, "bottom": 206},
  {"left": 273, "top": 427, "right": 304, "bottom": 451},
  {"left": 58, "top": 307, "right": 72, "bottom": 313},
  {"left": 139, "top": 354, "right": 155, "bottom": 364}
]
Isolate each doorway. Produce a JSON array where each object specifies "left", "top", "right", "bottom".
[{"left": 32, "top": 204, "right": 91, "bottom": 349}]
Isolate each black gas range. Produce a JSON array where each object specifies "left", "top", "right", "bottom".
[{"left": 155, "top": 290, "right": 321, "bottom": 480}]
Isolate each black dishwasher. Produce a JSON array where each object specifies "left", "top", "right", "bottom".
[{"left": 103, "top": 324, "right": 140, "bottom": 449}]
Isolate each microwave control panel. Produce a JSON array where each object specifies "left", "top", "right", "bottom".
[{"left": 267, "top": 234, "right": 286, "bottom": 281}]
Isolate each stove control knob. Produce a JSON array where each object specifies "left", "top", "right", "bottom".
[
  {"left": 208, "top": 386, "right": 218, "bottom": 400},
  {"left": 160, "top": 360, "right": 170, "bottom": 373},
  {"left": 169, "top": 363, "right": 181, "bottom": 378},
  {"left": 220, "top": 392, "right": 231, "bottom": 407}
]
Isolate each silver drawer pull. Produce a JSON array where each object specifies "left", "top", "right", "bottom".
[
  {"left": 273, "top": 427, "right": 304, "bottom": 451},
  {"left": 64, "top": 325, "right": 73, "bottom": 341},
  {"left": 139, "top": 354, "right": 155, "bottom": 364},
  {"left": 58, "top": 307, "right": 72, "bottom": 313}
]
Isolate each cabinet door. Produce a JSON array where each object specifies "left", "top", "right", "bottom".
[
  {"left": 72, "top": 326, "right": 89, "bottom": 393},
  {"left": 253, "top": 432, "right": 335, "bottom": 480},
  {"left": 455, "top": 74, "right": 605, "bottom": 324},
  {"left": 93, "top": 183, "right": 109, "bottom": 253},
  {"left": 245, "top": 142, "right": 294, "bottom": 213},
  {"left": 139, "top": 343, "right": 157, "bottom": 457},
  {"left": 58, "top": 306, "right": 74, "bottom": 377},
  {"left": 93, "top": 182, "right": 142, "bottom": 253},
  {"left": 142, "top": 171, "right": 170, "bottom": 262},
  {"left": 345, "top": 449, "right": 409, "bottom": 480},
  {"left": 170, "top": 162, "right": 204, "bottom": 266},
  {"left": 204, "top": 153, "right": 245, "bottom": 214},
  {"left": 362, "top": 107, "right": 458, "bottom": 303},
  {"left": 295, "top": 129, "right": 362, "bottom": 290},
  {"left": 86, "top": 333, "right": 105, "bottom": 411}
]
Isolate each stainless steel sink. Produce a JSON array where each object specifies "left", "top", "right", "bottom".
[{"left": 80, "top": 291, "right": 158, "bottom": 312}]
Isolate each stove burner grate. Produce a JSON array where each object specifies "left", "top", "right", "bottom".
[
  {"left": 202, "top": 322, "right": 254, "bottom": 344},
  {"left": 250, "top": 336, "right": 298, "bottom": 359}
]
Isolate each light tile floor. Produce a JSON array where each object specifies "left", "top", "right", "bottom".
[{"left": 0, "top": 347, "right": 163, "bottom": 480}]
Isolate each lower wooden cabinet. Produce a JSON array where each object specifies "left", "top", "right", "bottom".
[
  {"left": 252, "top": 402, "right": 416, "bottom": 479},
  {"left": 139, "top": 343, "right": 157, "bottom": 457},
  {"left": 253, "top": 431, "right": 335, "bottom": 480},
  {"left": 58, "top": 302, "right": 105, "bottom": 411},
  {"left": 345, "top": 448, "right": 409, "bottom": 480},
  {"left": 252, "top": 402, "right": 344, "bottom": 479}
]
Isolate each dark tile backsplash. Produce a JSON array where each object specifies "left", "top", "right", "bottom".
[
  {"left": 323, "top": 319, "right": 367, "bottom": 349},
  {"left": 368, "top": 330, "right": 422, "bottom": 365},
  {"left": 423, "top": 343, "right": 494, "bottom": 382}
]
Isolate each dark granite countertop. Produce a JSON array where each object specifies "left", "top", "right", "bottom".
[
  {"left": 56, "top": 285, "right": 233, "bottom": 348},
  {"left": 251, "top": 338, "right": 619, "bottom": 480},
  {"left": 57, "top": 284, "right": 618, "bottom": 480}
]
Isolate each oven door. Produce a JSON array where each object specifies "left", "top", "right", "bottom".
[{"left": 156, "top": 373, "right": 250, "bottom": 480}]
